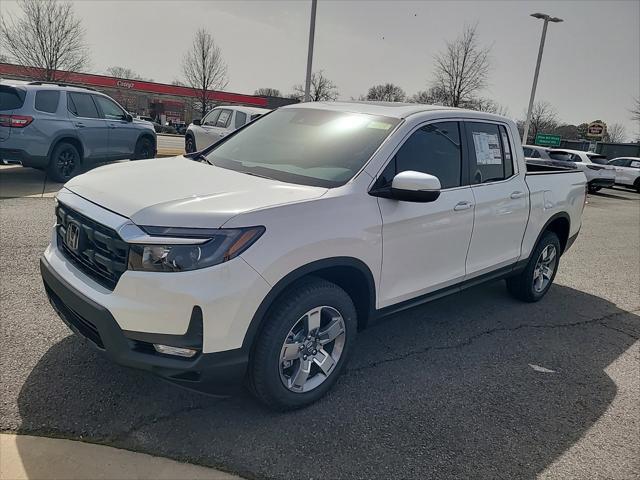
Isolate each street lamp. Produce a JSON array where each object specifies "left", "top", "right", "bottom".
[
  {"left": 522, "top": 13, "right": 563, "bottom": 144},
  {"left": 304, "top": 0, "right": 318, "bottom": 103}
]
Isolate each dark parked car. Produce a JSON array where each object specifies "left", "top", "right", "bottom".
[{"left": 1, "top": 82, "right": 156, "bottom": 182}]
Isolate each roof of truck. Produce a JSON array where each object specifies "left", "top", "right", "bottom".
[{"left": 283, "top": 101, "right": 509, "bottom": 121}]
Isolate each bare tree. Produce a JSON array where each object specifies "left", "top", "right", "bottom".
[
  {"left": 523, "top": 100, "right": 559, "bottom": 142},
  {"left": 364, "top": 83, "right": 406, "bottom": 102},
  {"left": 0, "top": 0, "right": 89, "bottom": 81},
  {"left": 292, "top": 71, "right": 338, "bottom": 102},
  {"left": 106, "top": 66, "right": 152, "bottom": 81},
  {"left": 431, "top": 24, "right": 491, "bottom": 108},
  {"left": 410, "top": 86, "right": 448, "bottom": 105},
  {"left": 467, "top": 97, "right": 509, "bottom": 116},
  {"left": 606, "top": 123, "right": 627, "bottom": 143},
  {"left": 254, "top": 87, "right": 281, "bottom": 97},
  {"left": 182, "top": 28, "right": 228, "bottom": 119}
]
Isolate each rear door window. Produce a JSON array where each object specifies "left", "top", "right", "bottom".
[
  {"left": 34, "top": 91, "right": 60, "bottom": 113},
  {"left": 465, "top": 122, "right": 513, "bottom": 184},
  {"left": 67, "top": 92, "right": 100, "bottom": 118},
  {"left": 0, "top": 86, "right": 26, "bottom": 111},
  {"left": 235, "top": 111, "right": 247, "bottom": 129}
]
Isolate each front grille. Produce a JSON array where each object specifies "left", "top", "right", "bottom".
[
  {"left": 45, "top": 285, "right": 104, "bottom": 349},
  {"left": 56, "top": 203, "right": 129, "bottom": 290}
]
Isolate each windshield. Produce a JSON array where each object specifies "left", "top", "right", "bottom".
[{"left": 204, "top": 108, "right": 401, "bottom": 187}]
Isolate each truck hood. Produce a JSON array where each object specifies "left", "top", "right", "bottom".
[{"left": 64, "top": 157, "right": 328, "bottom": 228}]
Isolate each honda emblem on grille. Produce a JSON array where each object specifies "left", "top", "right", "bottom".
[{"left": 65, "top": 221, "right": 81, "bottom": 252}]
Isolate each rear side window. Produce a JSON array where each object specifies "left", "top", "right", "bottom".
[
  {"left": 67, "top": 92, "right": 100, "bottom": 118},
  {"left": 250, "top": 113, "right": 262, "bottom": 121},
  {"left": 382, "top": 121, "right": 462, "bottom": 189},
  {"left": 34, "top": 91, "right": 60, "bottom": 113},
  {"left": 549, "top": 152, "right": 580, "bottom": 162},
  {"left": 0, "top": 86, "right": 26, "bottom": 111},
  {"left": 466, "top": 122, "right": 513, "bottom": 184},
  {"left": 234, "top": 111, "right": 247, "bottom": 129}
]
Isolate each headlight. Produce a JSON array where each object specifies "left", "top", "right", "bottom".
[{"left": 128, "top": 226, "right": 265, "bottom": 272}]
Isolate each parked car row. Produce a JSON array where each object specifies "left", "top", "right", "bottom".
[
  {"left": 1, "top": 82, "right": 157, "bottom": 182},
  {"left": 523, "top": 145, "right": 639, "bottom": 193}
]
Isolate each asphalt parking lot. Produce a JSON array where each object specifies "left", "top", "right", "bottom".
[{"left": 0, "top": 183, "right": 638, "bottom": 479}]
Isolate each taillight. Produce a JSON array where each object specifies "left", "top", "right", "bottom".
[{"left": 0, "top": 114, "right": 33, "bottom": 128}]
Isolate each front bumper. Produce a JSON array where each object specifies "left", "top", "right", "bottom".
[{"left": 41, "top": 257, "right": 248, "bottom": 394}]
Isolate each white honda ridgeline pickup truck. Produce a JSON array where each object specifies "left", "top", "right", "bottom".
[{"left": 41, "top": 102, "right": 587, "bottom": 410}]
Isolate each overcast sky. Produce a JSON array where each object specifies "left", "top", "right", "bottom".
[{"left": 2, "top": 0, "right": 639, "bottom": 136}]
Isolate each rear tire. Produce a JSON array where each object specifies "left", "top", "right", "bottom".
[
  {"left": 47, "top": 142, "right": 81, "bottom": 183},
  {"left": 249, "top": 277, "right": 357, "bottom": 411},
  {"left": 133, "top": 136, "right": 154, "bottom": 160},
  {"left": 587, "top": 185, "right": 601, "bottom": 193},
  {"left": 506, "top": 231, "right": 561, "bottom": 302},
  {"left": 634, "top": 179, "right": 640, "bottom": 193}
]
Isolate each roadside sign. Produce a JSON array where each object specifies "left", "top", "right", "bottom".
[
  {"left": 587, "top": 121, "right": 606, "bottom": 138},
  {"left": 535, "top": 133, "right": 561, "bottom": 147}
]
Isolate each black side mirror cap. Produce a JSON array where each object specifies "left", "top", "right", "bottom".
[
  {"left": 125, "top": 113, "right": 133, "bottom": 122},
  {"left": 193, "top": 119, "right": 201, "bottom": 126}
]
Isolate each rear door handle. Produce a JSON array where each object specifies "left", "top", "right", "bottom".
[
  {"left": 510, "top": 191, "right": 525, "bottom": 199},
  {"left": 454, "top": 201, "right": 474, "bottom": 211},
  {"left": 108, "top": 123, "right": 117, "bottom": 129},
  {"left": 74, "top": 122, "right": 85, "bottom": 128}
]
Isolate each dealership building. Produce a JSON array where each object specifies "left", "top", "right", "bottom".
[{"left": 0, "top": 63, "right": 295, "bottom": 124}]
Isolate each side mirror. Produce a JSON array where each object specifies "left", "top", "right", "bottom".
[
  {"left": 389, "top": 171, "right": 441, "bottom": 202},
  {"left": 193, "top": 119, "right": 201, "bottom": 126},
  {"left": 125, "top": 113, "right": 133, "bottom": 122}
]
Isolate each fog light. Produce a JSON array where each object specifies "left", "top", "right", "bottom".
[{"left": 153, "top": 344, "right": 198, "bottom": 358}]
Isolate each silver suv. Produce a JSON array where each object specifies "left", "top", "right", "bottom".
[{"left": 0, "top": 82, "right": 157, "bottom": 182}]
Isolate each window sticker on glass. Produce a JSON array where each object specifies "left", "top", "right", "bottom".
[
  {"left": 367, "top": 121, "right": 393, "bottom": 130},
  {"left": 472, "top": 132, "right": 502, "bottom": 165}
]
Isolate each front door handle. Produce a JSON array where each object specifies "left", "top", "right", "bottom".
[
  {"left": 454, "top": 201, "right": 474, "bottom": 211},
  {"left": 510, "top": 191, "right": 525, "bottom": 199},
  {"left": 108, "top": 123, "right": 117, "bottom": 129}
]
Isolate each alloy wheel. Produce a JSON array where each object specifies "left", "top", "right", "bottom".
[
  {"left": 532, "top": 244, "right": 557, "bottom": 293},
  {"left": 279, "top": 306, "right": 346, "bottom": 393},
  {"left": 56, "top": 149, "right": 78, "bottom": 179}
]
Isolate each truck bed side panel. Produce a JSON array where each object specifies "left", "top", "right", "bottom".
[{"left": 521, "top": 171, "right": 586, "bottom": 260}]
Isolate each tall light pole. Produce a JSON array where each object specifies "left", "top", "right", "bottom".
[
  {"left": 522, "top": 13, "right": 563, "bottom": 144},
  {"left": 304, "top": 0, "right": 318, "bottom": 102}
]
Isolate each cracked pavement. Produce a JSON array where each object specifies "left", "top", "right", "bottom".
[{"left": 1, "top": 188, "right": 638, "bottom": 479}]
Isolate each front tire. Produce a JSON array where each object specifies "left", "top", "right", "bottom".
[
  {"left": 249, "top": 277, "right": 357, "bottom": 411},
  {"left": 588, "top": 185, "right": 601, "bottom": 193},
  {"left": 506, "top": 231, "right": 561, "bottom": 302},
  {"left": 185, "top": 134, "right": 196, "bottom": 154},
  {"left": 47, "top": 142, "right": 81, "bottom": 183},
  {"left": 133, "top": 136, "right": 154, "bottom": 160}
]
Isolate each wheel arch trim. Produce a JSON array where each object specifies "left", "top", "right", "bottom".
[{"left": 240, "top": 257, "right": 376, "bottom": 352}]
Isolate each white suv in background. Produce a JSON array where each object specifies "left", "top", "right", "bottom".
[
  {"left": 185, "top": 105, "right": 269, "bottom": 153},
  {"left": 608, "top": 157, "right": 640, "bottom": 192},
  {"left": 547, "top": 148, "right": 616, "bottom": 193}
]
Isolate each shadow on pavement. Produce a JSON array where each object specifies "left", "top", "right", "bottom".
[{"left": 15, "top": 281, "right": 639, "bottom": 479}]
